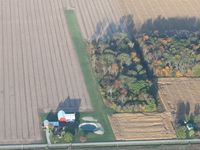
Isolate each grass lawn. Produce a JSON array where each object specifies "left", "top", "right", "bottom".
[
  {"left": 39, "top": 113, "right": 48, "bottom": 144},
  {"left": 64, "top": 9, "right": 114, "bottom": 142}
]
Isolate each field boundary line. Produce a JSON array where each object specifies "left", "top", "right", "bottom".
[
  {"left": 1, "top": 139, "right": 200, "bottom": 149},
  {"left": 64, "top": 9, "right": 115, "bottom": 141}
]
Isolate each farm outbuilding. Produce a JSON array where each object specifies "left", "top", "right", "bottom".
[
  {"left": 57, "top": 110, "right": 75, "bottom": 122},
  {"left": 0, "top": 0, "right": 92, "bottom": 144},
  {"left": 43, "top": 120, "right": 59, "bottom": 129},
  {"left": 0, "top": 0, "right": 200, "bottom": 144}
]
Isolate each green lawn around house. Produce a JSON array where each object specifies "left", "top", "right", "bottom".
[{"left": 64, "top": 9, "right": 114, "bottom": 142}]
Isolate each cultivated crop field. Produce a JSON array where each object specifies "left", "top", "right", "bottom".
[
  {"left": 1, "top": 0, "right": 200, "bottom": 144},
  {"left": 158, "top": 78, "right": 200, "bottom": 114},
  {"left": 107, "top": 78, "right": 200, "bottom": 140},
  {"left": 109, "top": 113, "right": 176, "bottom": 140},
  {"left": 66, "top": 0, "right": 200, "bottom": 141},
  {"left": 71, "top": 0, "right": 200, "bottom": 40},
  {"left": 0, "top": 0, "right": 92, "bottom": 144}
]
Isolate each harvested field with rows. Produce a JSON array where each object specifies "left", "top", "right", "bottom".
[
  {"left": 158, "top": 78, "right": 200, "bottom": 114},
  {"left": 71, "top": 0, "right": 200, "bottom": 40},
  {"left": 68, "top": 0, "right": 200, "bottom": 141},
  {"left": 1, "top": 0, "right": 200, "bottom": 144},
  {"left": 109, "top": 113, "right": 176, "bottom": 140},
  {"left": 0, "top": 0, "right": 92, "bottom": 144},
  {"left": 109, "top": 78, "right": 200, "bottom": 140}
]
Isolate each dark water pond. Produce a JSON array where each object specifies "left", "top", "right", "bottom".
[{"left": 79, "top": 123, "right": 97, "bottom": 132}]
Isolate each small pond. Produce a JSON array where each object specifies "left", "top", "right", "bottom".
[{"left": 79, "top": 123, "right": 98, "bottom": 132}]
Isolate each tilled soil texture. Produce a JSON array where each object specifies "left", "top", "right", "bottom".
[
  {"left": 72, "top": 0, "right": 200, "bottom": 40},
  {"left": 109, "top": 113, "right": 176, "bottom": 140},
  {"left": 0, "top": 0, "right": 92, "bottom": 144},
  {"left": 158, "top": 78, "right": 200, "bottom": 114}
]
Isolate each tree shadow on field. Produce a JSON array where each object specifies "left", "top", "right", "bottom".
[
  {"left": 56, "top": 98, "right": 81, "bottom": 134},
  {"left": 139, "top": 16, "right": 200, "bottom": 34},
  {"left": 176, "top": 101, "right": 191, "bottom": 125},
  {"left": 91, "top": 15, "right": 136, "bottom": 42},
  {"left": 91, "top": 15, "right": 161, "bottom": 112},
  {"left": 45, "top": 97, "right": 81, "bottom": 121},
  {"left": 194, "top": 104, "right": 200, "bottom": 115},
  {"left": 92, "top": 15, "right": 200, "bottom": 41},
  {"left": 56, "top": 97, "right": 81, "bottom": 113},
  {"left": 46, "top": 111, "right": 58, "bottom": 121},
  {"left": 91, "top": 15, "right": 200, "bottom": 113}
]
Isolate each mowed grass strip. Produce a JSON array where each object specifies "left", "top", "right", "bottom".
[{"left": 65, "top": 10, "right": 114, "bottom": 141}]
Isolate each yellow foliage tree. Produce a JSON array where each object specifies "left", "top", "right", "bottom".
[
  {"left": 164, "top": 66, "right": 172, "bottom": 76},
  {"left": 154, "top": 60, "right": 161, "bottom": 66},
  {"left": 131, "top": 52, "right": 137, "bottom": 61},
  {"left": 111, "top": 63, "right": 119, "bottom": 74},
  {"left": 143, "top": 35, "right": 149, "bottom": 41},
  {"left": 186, "top": 69, "right": 192, "bottom": 77},
  {"left": 161, "top": 68, "right": 167, "bottom": 76},
  {"left": 176, "top": 71, "right": 183, "bottom": 77},
  {"left": 155, "top": 68, "right": 162, "bottom": 76}
]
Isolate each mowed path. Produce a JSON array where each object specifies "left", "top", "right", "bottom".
[{"left": 0, "top": 0, "right": 91, "bottom": 144}]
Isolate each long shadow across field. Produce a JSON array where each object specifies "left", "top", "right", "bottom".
[
  {"left": 92, "top": 15, "right": 136, "bottom": 42},
  {"left": 56, "top": 98, "right": 81, "bottom": 113},
  {"left": 140, "top": 16, "right": 200, "bottom": 34},
  {"left": 45, "top": 98, "right": 81, "bottom": 121},
  {"left": 91, "top": 15, "right": 200, "bottom": 113},
  {"left": 91, "top": 15, "right": 161, "bottom": 112}
]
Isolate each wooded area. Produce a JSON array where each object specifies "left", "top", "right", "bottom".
[
  {"left": 138, "top": 30, "right": 200, "bottom": 77},
  {"left": 91, "top": 32, "right": 156, "bottom": 113}
]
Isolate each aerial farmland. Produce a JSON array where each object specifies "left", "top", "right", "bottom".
[
  {"left": 73, "top": 0, "right": 200, "bottom": 39},
  {"left": 0, "top": 0, "right": 200, "bottom": 145},
  {"left": 0, "top": 0, "right": 92, "bottom": 144}
]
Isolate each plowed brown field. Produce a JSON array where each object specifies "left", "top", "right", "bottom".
[
  {"left": 1, "top": 0, "right": 200, "bottom": 144},
  {"left": 109, "top": 113, "right": 176, "bottom": 140},
  {"left": 109, "top": 78, "right": 200, "bottom": 140},
  {"left": 72, "top": 0, "right": 200, "bottom": 40},
  {"left": 0, "top": 0, "right": 92, "bottom": 144},
  {"left": 158, "top": 78, "right": 200, "bottom": 113}
]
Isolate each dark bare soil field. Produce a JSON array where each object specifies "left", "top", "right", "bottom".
[
  {"left": 1, "top": 0, "right": 200, "bottom": 144},
  {"left": 109, "top": 113, "right": 176, "bottom": 140},
  {"left": 158, "top": 78, "right": 200, "bottom": 115},
  {"left": 72, "top": 0, "right": 200, "bottom": 40},
  {"left": 0, "top": 0, "right": 92, "bottom": 144}
]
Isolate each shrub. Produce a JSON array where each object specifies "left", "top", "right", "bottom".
[
  {"left": 194, "top": 115, "right": 200, "bottom": 124},
  {"left": 176, "top": 126, "right": 187, "bottom": 139},
  {"left": 187, "top": 129, "right": 195, "bottom": 138},
  {"left": 51, "top": 135, "right": 60, "bottom": 144},
  {"left": 63, "top": 132, "right": 73, "bottom": 143},
  {"left": 144, "top": 100, "right": 157, "bottom": 112},
  {"left": 192, "top": 64, "right": 200, "bottom": 76},
  {"left": 93, "top": 32, "right": 157, "bottom": 112}
]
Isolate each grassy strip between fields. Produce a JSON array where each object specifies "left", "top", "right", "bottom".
[{"left": 65, "top": 9, "right": 114, "bottom": 142}]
